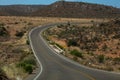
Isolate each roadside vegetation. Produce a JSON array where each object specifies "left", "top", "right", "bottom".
[
  {"left": 70, "top": 49, "right": 83, "bottom": 58},
  {"left": 43, "top": 18, "right": 120, "bottom": 72},
  {"left": 0, "top": 16, "right": 104, "bottom": 80},
  {"left": 0, "top": 68, "right": 9, "bottom": 80},
  {"left": 0, "top": 20, "right": 37, "bottom": 79},
  {"left": 16, "top": 55, "right": 36, "bottom": 74}
]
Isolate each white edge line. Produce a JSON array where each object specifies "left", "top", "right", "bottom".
[
  {"left": 29, "top": 26, "right": 43, "bottom": 80},
  {"left": 29, "top": 23, "right": 120, "bottom": 80},
  {"left": 40, "top": 24, "right": 120, "bottom": 75}
]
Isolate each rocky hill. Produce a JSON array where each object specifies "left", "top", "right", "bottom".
[{"left": 0, "top": 1, "right": 120, "bottom": 18}]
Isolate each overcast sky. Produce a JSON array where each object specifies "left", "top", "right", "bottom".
[{"left": 0, "top": 0, "right": 120, "bottom": 8}]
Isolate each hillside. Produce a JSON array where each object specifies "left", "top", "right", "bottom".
[
  {"left": 0, "top": 5, "right": 45, "bottom": 16},
  {"left": 44, "top": 18, "right": 120, "bottom": 72},
  {"left": 0, "top": 1, "right": 120, "bottom": 18},
  {"left": 33, "top": 1, "right": 120, "bottom": 18},
  {"left": 0, "top": 16, "right": 102, "bottom": 80}
]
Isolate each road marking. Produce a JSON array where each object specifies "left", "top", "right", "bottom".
[
  {"left": 40, "top": 23, "right": 120, "bottom": 75},
  {"left": 29, "top": 26, "right": 43, "bottom": 80},
  {"left": 29, "top": 23, "right": 120, "bottom": 80},
  {"left": 40, "top": 27, "right": 96, "bottom": 80}
]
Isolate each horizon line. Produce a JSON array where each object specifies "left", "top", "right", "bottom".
[{"left": 0, "top": 1, "right": 119, "bottom": 8}]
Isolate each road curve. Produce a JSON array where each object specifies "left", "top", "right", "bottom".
[{"left": 29, "top": 23, "right": 120, "bottom": 80}]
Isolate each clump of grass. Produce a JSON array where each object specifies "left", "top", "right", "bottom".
[
  {"left": 2, "top": 64, "right": 27, "bottom": 80},
  {"left": 26, "top": 39, "right": 30, "bottom": 45},
  {"left": 70, "top": 49, "right": 83, "bottom": 58},
  {"left": 16, "top": 55, "right": 36, "bottom": 74},
  {"left": 98, "top": 55, "right": 105, "bottom": 63},
  {"left": 0, "top": 68, "right": 9, "bottom": 80},
  {"left": 15, "top": 31, "right": 24, "bottom": 37}
]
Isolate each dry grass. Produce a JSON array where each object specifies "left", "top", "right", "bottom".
[
  {"left": 0, "top": 16, "right": 108, "bottom": 79},
  {"left": 2, "top": 64, "right": 27, "bottom": 80},
  {"left": 43, "top": 19, "right": 120, "bottom": 72}
]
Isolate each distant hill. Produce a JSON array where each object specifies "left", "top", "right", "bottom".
[
  {"left": 0, "top": 5, "right": 46, "bottom": 16},
  {"left": 0, "top": 1, "right": 120, "bottom": 18}
]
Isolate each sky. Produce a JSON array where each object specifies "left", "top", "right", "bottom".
[{"left": 0, "top": 0, "right": 120, "bottom": 8}]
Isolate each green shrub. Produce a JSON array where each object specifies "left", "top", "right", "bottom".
[
  {"left": 67, "top": 39, "right": 78, "bottom": 47},
  {"left": 70, "top": 49, "right": 83, "bottom": 58},
  {"left": 23, "top": 57, "right": 36, "bottom": 66},
  {"left": 15, "top": 31, "right": 24, "bottom": 37},
  {"left": 16, "top": 56, "right": 36, "bottom": 74},
  {"left": 0, "top": 26, "right": 9, "bottom": 36},
  {"left": 17, "top": 62, "right": 26, "bottom": 68},
  {"left": 98, "top": 55, "right": 105, "bottom": 63},
  {"left": 24, "top": 64, "right": 33, "bottom": 74},
  {"left": 26, "top": 39, "right": 30, "bottom": 45}
]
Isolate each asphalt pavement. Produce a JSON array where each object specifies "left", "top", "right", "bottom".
[{"left": 29, "top": 23, "right": 120, "bottom": 80}]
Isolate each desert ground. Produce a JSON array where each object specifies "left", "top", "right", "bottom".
[{"left": 0, "top": 16, "right": 108, "bottom": 80}]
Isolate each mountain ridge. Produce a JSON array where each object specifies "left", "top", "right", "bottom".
[{"left": 0, "top": 1, "right": 120, "bottom": 18}]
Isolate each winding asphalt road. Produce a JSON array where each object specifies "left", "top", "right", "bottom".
[{"left": 29, "top": 23, "right": 120, "bottom": 80}]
